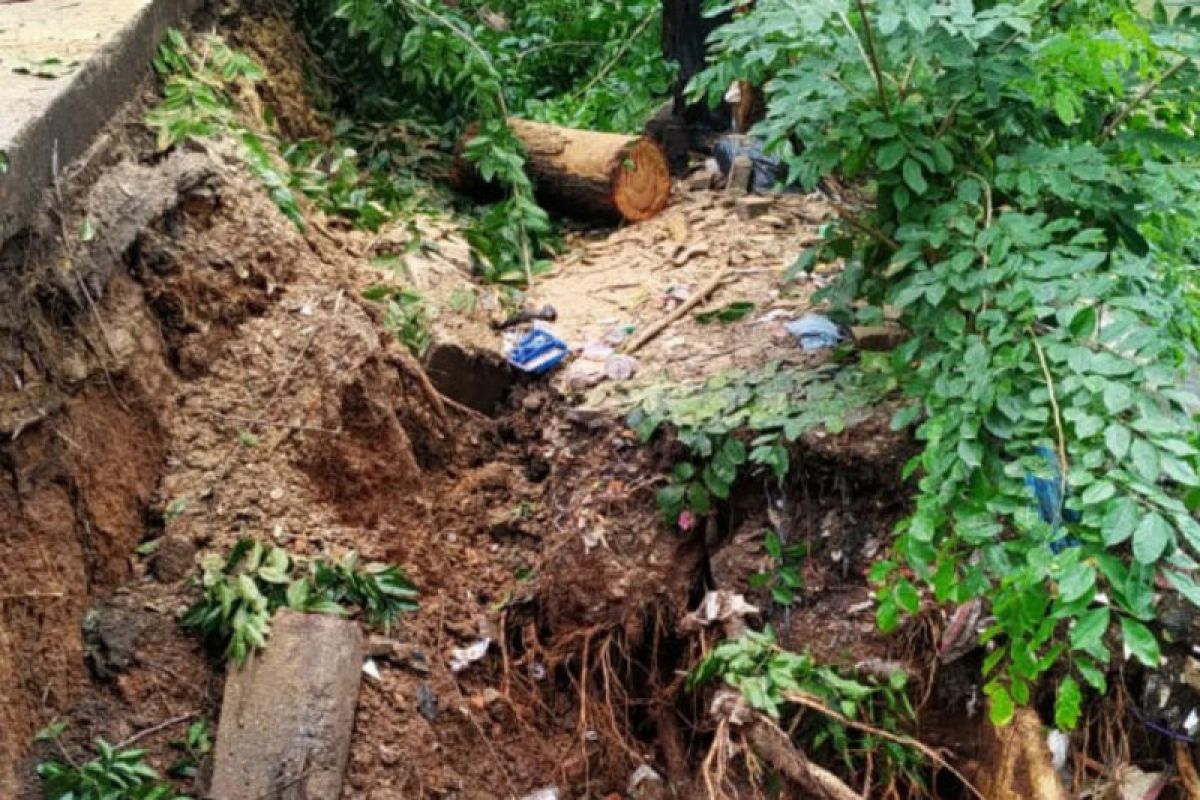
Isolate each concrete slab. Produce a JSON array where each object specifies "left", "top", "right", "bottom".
[
  {"left": 209, "top": 610, "right": 365, "bottom": 800},
  {"left": 0, "top": 0, "right": 202, "bottom": 242}
]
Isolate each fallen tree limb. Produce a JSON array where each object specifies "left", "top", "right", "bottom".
[
  {"left": 711, "top": 690, "right": 863, "bottom": 800},
  {"left": 623, "top": 263, "right": 731, "bottom": 354},
  {"left": 746, "top": 720, "right": 863, "bottom": 800}
]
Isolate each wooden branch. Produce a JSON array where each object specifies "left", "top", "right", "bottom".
[
  {"left": 853, "top": 0, "right": 892, "bottom": 121},
  {"left": 622, "top": 264, "right": 731, "bottom": 354},
  {"left": 744, "top": 715, "right": 864, "bottom": 800},
  {"left": 1099, "top": 57, "right": 1189, "bottom": 141},
  {"left": 1175, "top": 740, "right": 1200, "bottom": 799},
  {"left": 114, "top": 711, "right": 198, "bottom": 751}
]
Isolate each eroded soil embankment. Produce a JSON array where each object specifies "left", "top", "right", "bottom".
[{"left": 0, "top": 10, "right": 948, "bottom": 799}]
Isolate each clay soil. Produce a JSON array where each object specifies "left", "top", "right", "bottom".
[{"left": 0, "top": 7, "right": 1062, "bottom": 800}]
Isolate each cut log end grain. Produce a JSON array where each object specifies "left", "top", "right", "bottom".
[
  {"left": 456, "top": 118, "right": 672, "bottom": 223},
  {"left": 610, "top": 137, "right": 672, "bottom": 222}
]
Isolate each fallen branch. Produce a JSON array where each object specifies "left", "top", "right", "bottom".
[
  {"left": 747, "top": 716, "right": 863, "bottom": 800},
  {"left": 1099, "top": 57, "right": 1190, "bottom": 141},
  {"left": 114, "top": 711, "right": 198, "bottom": 751},
  {"left": 711, "top": 690, "right": 863, "bottom": 800},
  {"left": 623, "top": 263, "right": 731, "bottom": 354}
]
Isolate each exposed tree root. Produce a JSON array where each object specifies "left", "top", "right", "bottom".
[
  {"left": 709, "top": 690, "right": 864, "bottom": 800},
  {"left": 1176, "top": 740, "right": 1200, "bottom": 799}
]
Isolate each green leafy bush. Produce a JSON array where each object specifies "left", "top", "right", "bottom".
[
  {"left": 293, "top": 0, "right": 669, "bottom": 133},
  {"left": 167, "top": 720, "right": 211, "bottom": 780},
  {"left": 750, "top": 531, "right": 808, "bottom": 606},
  {"left": 282, "top": 120, "right": 446, "bottom": 231},
  {"left": 147, "top": 30, "right": 308, "bottom": 229},
  {"left": 289, "top": 0, "right": 675, "bottom": 283},
  {"left": 695, "top": 0, "right": 1200, "bottom": 726},
  {"left": 182, "top": 538, "right": 419, "bottom": 665},
  {"left": 38, "top": 736, "right": 189, "bottom": 800},
  {"left": 690, "top": 629, "right": 922, "bottom": 790}
]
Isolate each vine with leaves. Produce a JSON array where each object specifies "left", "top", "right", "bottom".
[{"left": 695, "top": 0, "right": 1200, "bottom": 729}]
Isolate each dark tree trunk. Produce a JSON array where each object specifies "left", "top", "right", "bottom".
[
  {"left": 647, "top": 0, "right": 734, "bottom": 173},
  {"left": 661, "top": 0, "right": 730, "bottom": 124}
]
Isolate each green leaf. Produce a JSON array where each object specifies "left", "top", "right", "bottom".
[
  {"left": 1130, "top": 438, "right": 1161, "bottom": 483},
  {"left": 1165, "top": 569, "right": 1200, "bottom": 609},
  {"left": 877, "top": 140, "right": 906, "bottom": 170},
  {"left": 1053, "top": 90, "right": 1077, "bottom": 125},
  {"left": 1075, "top": 656, "right": 1108, "bottom": 693},
  {"left": 1057, "top": 562, "right": 1095, "bottom": 604},
  {"left": 1070, "top": 606, "right": 1109, "bottom": 651},
  {"left": 894, "top": 580, "right": 920, "bottom": 614},
  {"left": 1120, "top": 617, "right": 1160, "bottom": 667},
  {"left": 902, "top": 158, "right": 928, "bottom": 195},
  {"left": 1132, "top": 511, "right": 1172, "bottom": 564},
  {"left": 1162, "top": 455, "right": 1200, "bottom": 487},
  {"left": 876, "top": 598, "right": 899, "bottom": 632},
  {"left": 695, "top": 301, "right": 755, "bottom": 325},
  {"left": 1054, "top": 676, "right": 1082, "bottom": 730},
  {"left": 35, "top": 719, "right": 69, "bottom": 741},
  {"left": 1103, "top": 383, "right": 1134, "bottom": 414},
  {"left": 890, "top": 404, "right": 921, "bottom": 431},
  {"left": 1102, "top": 498, "right": 1139, "bottom": 546},
  {"left": 1080, "top": 481, "right": 1115, "bottom": 506},
  {"left": 764, "top": 531, "right": 783, "bottom": 560},
  {"left": 1105, "top": 424, "right": 1131, "bottom": 460},
  {"left": 985, "top": 681, "right": 1015, "bottom": 726},
  {"left": 136, "top": 538, "right": 161, "bottom": 556},
  {"left": 957, "top": 438, "right": 983, "bottom": 468},
  {"left": 1068, "top": 306, "right": 1096, "bottom": 339}
]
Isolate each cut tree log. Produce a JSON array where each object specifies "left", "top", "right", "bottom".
[{"left": 456, "top": 118, "right": 672, "bottom": 223}]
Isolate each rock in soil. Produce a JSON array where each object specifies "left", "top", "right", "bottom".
[
  {"left": 209, "top": 610, "right": 364, "bottom": 800},
  {"left": 149, "top": 535, "right": 196, "bottom": 583}
]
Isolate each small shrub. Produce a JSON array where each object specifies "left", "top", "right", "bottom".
[
  {"left": 690, "top": 628, "right": 922, "bottom": 791},
  {"left": 362, "top": 285, "right": 437, "bottom": 357},
  {"left": 37, "top": 735, "right": 189, "bottom": 800},
  {"left": 182, "top": 538, "right": 419, "bottom": 665},
  {"left": 147, "top": 30, "right": 306, "bottom": 229},
  {"left": 749, "top": 531, "right": 807, "bottom": 606},
  {"left": 167, "top": 720, "right": 211, "bottom": 780}
]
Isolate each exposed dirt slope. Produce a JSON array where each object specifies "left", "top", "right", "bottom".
[{"left": 0, "top": 9, "right": 987, "bottom": 800}]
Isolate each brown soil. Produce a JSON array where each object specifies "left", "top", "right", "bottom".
[{"left": 0, "top": 7, "right": 1113, "bottom": 800}]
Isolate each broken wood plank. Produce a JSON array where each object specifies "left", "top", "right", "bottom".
[{"left": 209, "top": 610, "right": 364, "bottom": 800}]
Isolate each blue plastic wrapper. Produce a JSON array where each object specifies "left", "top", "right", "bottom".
[
  {"left": 506, "top": 328, "right": 569, "bottom": 375},
  {"left": 784, "top": 313, "right": 844, "bottom": 351},
  {"left": 1023, "top": 446, "right": 1081, "bottom": 552}
]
